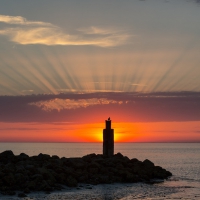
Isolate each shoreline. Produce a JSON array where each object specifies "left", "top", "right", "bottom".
[{"left": 1, "top": 180, "right": 199, "bottom": 200}]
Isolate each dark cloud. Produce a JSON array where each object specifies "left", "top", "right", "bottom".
[{"left": 0, "top": 92, "right": 200, "bottom": 123}]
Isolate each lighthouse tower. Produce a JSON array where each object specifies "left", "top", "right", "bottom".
[{"left": 103, "top": 117, "right": 114, "bottom": 156}]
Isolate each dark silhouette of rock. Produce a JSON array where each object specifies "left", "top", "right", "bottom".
[
  {"left": 0, "top": 150, "right": 14, "bottom": 158},
  {"left": 18, "top": 192, "right": 27, "bottom": 197},
  {"left": 0, "top": 150, "right": 172, "bottom": 195}
]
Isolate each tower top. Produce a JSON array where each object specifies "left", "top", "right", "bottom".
[{"left": 105, "top": 118, "right": 111, "bottom": 129}]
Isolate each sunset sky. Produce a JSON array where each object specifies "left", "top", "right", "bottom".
[{"left": 0, "top": 0, "right": 200, "bottom": 142}]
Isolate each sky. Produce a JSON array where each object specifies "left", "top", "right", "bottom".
[{"left": 0, "top": 0, "right": 200, "bottom": 142}]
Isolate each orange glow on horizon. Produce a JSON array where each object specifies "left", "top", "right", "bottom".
[{"left": 0, "top": 121, "right": 200, "bottom": 143}]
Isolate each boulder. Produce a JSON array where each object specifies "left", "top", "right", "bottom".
[
  {"left": 52, "top": 155, "right": 59, "bottom": 159},
  {"left": 67, "top": 158, "right": 86, "bottom": 169},
  {"left": 0, "top": 150, "right": 14, "bottom": 158},
  {"left": 114, "top": 152, "right": 124, "bottom": 159},
  {"left": 18, "top": 193, "right": 27, "bottom": 197},
  {"left": 66, "top": 176, "right": 77, "bottom": 187},
  {"left": 130, "top": 158, "right": 139, "bottom": 163},
  {"left": 0, "top": 151, "right": 14, "bottom": 163},
  {"left": 15, "top": 173, "right": 26, "bottom": 184},
  {"left": 142, "top": 159, "right": 154, "bottom": 168},
  {"left": 19, "top": 153, "right": 29, "bottom": 160},
  {"left": 78, "top": 174, "right": 89, "bottom": 182},
  {"left": 26, "top": 181, "right": 36, "bottom": 190},
  {"left": 31, "top": 174, "right": 43, "bottom": 182},
  {"left": 38, "top": 153, "right": 51, "bottom": 160},
  {"left": 16, "top": 165, "right": 25, "bottom": 173},
  {"left": 3, "top": 173, "right": 15, "bottom": 186}
]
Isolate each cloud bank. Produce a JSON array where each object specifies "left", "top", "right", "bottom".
[
  {"left": 29, "top": 98, "right": 123, "bottom": 111},
  {"left": 0, "top": 92, "right": 200, "bottom": 123},
  {"left": 0, "top": 15, "right": 130, "bottom": 47}
]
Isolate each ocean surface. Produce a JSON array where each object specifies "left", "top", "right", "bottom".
[{"left": 0, "top": 143, "right": 200, "bottom": 200}]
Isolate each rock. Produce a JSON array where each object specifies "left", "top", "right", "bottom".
[
  {"left": 143, "top": 159, "right": 154, "bottom": 168},
  {"left": 27, "top": 181, "right": 36, "bottom": 190},
  {"left": 82, "top": 153, "right": 96, "bottom": 162},
  {"left": 0, "top": 150, "right": 14, "bottom": 158},
  {"left": 166, "top": 171, "right": 172, "bottom": 176},
  {"left": 0, "top": 171, "right": 5, "bottom": 178},
  {"left": 88, "top": 161, "right": 100, "bottom": 169},
  {"left": 37, "top": 167, "right": 47, "bottom": 175},
  {"left": 31, "top": 174, "right": 43, "bottom": 182},
  {"left": 147, "top": 179, "right": 164, "bottom": 184},
  {"left": 23, "top": 188, "right": 30, "bottom": 193},
  {"left": 130, "top": 158, "right": 139, "bottom": 163},
  {"left": 67, "top": 158, "right": 86, "bottom": 169},
  {"left": 38, "top": 153, "right": 51, "bottom": 160},
  {"left": 56, "top": 172, "right": 66, "bottom": 184},
  {"left": 115, "top": 163, "right": 124, "bottom": 170},
  {"left": 0, "top": 151, "right": 172, "bottom": 194},
  {"left": 16, "top": 165, "right": 25, "bottom": 173},
  {"left": 36, "top": 180, "right": 49, "bottom": 190},
  {"left": 87, "top": 162, "right": 100, "bottom": 174},
  {"left": 52, "top": 155, "right": 59, "bottom": 159},
  {"left": 66, "top": 176, "right": 78, "bottom": 187},
  {"left": 25, "top": 164, "right": 35, "bottom": 170},
  {"left": 15, "top": 173, "right": 26, "bottom": 184},
  {"left": 78, "top": 174, "right": 89, "bottom": 182},
  {"left": 88, "top": 167, "right": 98, "bottom": 174},
  {"left": 98, "top": 175, "right": 110, "bottom": 183},
  {"left": 3, "top": 190, "right": 16, "bottom": 195},
  {"left": 153, "top": 166, "right": 169, "bottom": 179},
  {"left": 5, "top": 163, "right": 15, "bottom": 172},
  {"left": 18, "top": 192, "right": 27, "bottom": 197},
  {"left": 1, "top": 190, "right": 16, "bottom": 196},
  {"left": 0, "top": 151, "right": 15, "bottom": 164},
  {"left": 125, "top": 172, "right": 139, "bottom": 182},
  {"left": 114, "top": 152, "right": 124, "bottom": 159},
  {"left": 86, "top": 186, "right": 93, "bottom": 189},
  {"left": 19, "top": 153, "right": 29, "bottom": 159},
  {"left": 3, "top": 173, "right": 15, "bottom": 186}
]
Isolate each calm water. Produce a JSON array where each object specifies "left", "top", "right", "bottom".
[{"left": 0, "top": 143, "right": 200, "bottom": 199}]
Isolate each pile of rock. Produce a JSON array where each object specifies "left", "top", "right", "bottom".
[{"left": 0, "top": 150, "right": 172, "bottom": 195}]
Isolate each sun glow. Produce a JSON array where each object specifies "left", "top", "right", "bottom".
[
  {"left": 96, "top": 132, "right": 103, "bottom": 143},
  {"left": 0, "top": 121, "right": 200, "bottom": 143}
]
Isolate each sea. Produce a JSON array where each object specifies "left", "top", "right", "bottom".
[{"left": 0, "top": 143, "right": 200, "bottom": 200}]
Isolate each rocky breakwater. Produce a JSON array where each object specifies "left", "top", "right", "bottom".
[{"left": 0, "top": 150, "right": 172, "bottom": 196}]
